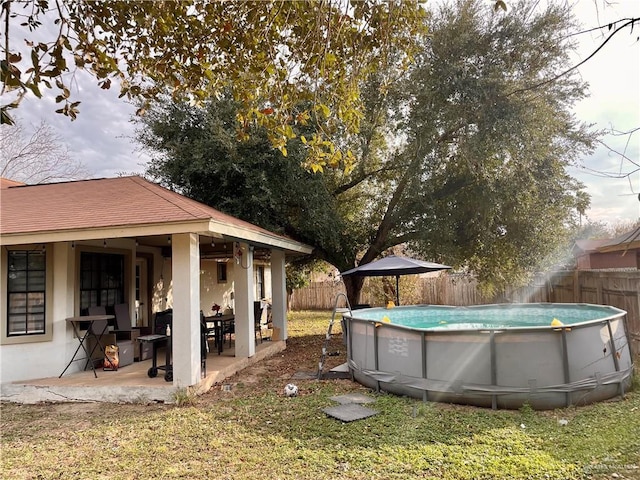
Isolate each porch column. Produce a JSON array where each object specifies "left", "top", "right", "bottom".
[
  {"left": 171, "top": 233, "right": 201, "bottom": 387},
  {"left": 54, "top": 243, "right": 75, "bottom": 368},
  {"left": 270, "top": 249, "right": 287, "bottom": 341},
  {"left": 234, "top": 242, "right": 255, "bottom": 358}
]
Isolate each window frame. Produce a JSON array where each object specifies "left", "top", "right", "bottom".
[
  {"left": 6, "top": 249, "right": 47, "bottom": 337},
  {"left": 255, "top": 265, "right": 265, "bottom": 300},
  {"left": 1, "top": 245, "right": 53, "bottom": 345},
  {"left": 79, "top": 251, "right": 125, "bottom": 313},
  {"left": 217, "top": 262, "right": 228, "bottom": 283}
]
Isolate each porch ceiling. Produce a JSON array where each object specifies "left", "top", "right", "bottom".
[{"left": 136, "top": 235, "right": 273, "bottom": 261}]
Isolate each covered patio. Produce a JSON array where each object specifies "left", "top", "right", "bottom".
[
  {"left": 2, "top": 340, "right": 284, "bottom": 403},
  {"left": 0, "top": 176, "right": 312, "bottom": 402}
]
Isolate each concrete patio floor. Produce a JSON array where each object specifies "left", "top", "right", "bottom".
[{"left": 1, "top": 340, "right": 285, "bottom": 404}]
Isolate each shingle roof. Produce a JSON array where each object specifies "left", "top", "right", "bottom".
[
  {"left": 597, "top": 226, "right": 640, "bottom": 253},
  {"left": 572, "top": 238, "right": 610, "bottom": 253},
  {"left": 0, "top": 178, "right": 24, "bottom": 189},
  {"left": 0, "top": 176, "right": 311, "bottom": 252}
]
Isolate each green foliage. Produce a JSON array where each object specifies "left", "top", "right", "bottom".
[
  {"left": 285, "top": 260, "right": 330, "bottom": 295},
  {"left": 395, "top": 0, "right": 596, "bottom": 294},
  {"left": 139, "top": 96, "right": 349, "bottom": 261},
  {"left": 1, "top": 0, "right": 427, "bottom": 170},
  {"left": 140, "top": 0, "right": 598, "bottom": 303}
]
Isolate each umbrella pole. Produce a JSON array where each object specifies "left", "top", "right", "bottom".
[{"left": 395, "top": 275, "right": 400, "bottom": 305}]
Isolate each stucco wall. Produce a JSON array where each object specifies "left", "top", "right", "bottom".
[
  {"left": 1, "top": 241, "right": 274, "bottom": 384},
  {"left": 1, "top": 240, "right": 140, "bottom": 384},
  {"left": 198, "top": 259, "right": 272, "bottom": 317}
]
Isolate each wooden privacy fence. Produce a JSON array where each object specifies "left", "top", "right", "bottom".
[
  {"left": 289, "top": 270, "right": 640, "bottom": 355},
  {"left": 540, "top": 271, "right": 639, "bottom": 356},
  {"left": 289, "top": 274, "right": 489, "bottom": 310}
]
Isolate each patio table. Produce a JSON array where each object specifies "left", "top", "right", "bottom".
[
  {"left": 205, "top": 314, "right": 235, "bottom": 354},
  {"left": 59, "top": 315, "right": 114, "bottom": 378}
]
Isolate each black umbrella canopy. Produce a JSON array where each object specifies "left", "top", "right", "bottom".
[
  {"left": 341, "top": 255, "right": 451, "bottom": 277},
  {"left": 340, "top": 255, "right": 451, "bottom": 305}
]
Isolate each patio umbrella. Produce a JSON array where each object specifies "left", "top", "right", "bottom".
[{"left": 340, "top": 255, "right": 451, "bottom": 305}]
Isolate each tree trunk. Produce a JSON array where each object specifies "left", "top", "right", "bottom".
[
  {"left": 382, "top": 277, "right": 396, "bottom": 304},
  {"left": 343, "top": 276, "right": 366, "bottom": 307}
]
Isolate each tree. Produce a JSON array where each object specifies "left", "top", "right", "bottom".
[
  {"left": 140, "top": 0, "right": 599, "bottom": 304},
  {"left": 338, "top": 0, "right": 598, "bottom": 300},
  {"left": 1, "top": 0, "right": 427, "bottom": 170},
  {"left": 0, "top": 118, "right": 89, "bottom": 183},
  {"left": 138, "top": 96, "right": 347, "bottom": 255}
]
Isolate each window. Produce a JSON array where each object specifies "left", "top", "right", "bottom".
[
  {"left": 217, "top": 263, "right": 227, "bottom": 283},
  {"left": 7, "top": 250, "right": 46, "bottom": 336},
  {"left": 255, "top": 265, "right": 265, "bottom": 300},
  {"left": 79, "top": 252, "right": 124, "bottom": 312}
]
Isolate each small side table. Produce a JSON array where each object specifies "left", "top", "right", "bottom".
[{"left": 59, "top": 315, "right": 113, "bottom": 378}]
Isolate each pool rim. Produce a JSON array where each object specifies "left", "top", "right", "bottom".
[{"left": 342, "top": 302, "right": 627, "bottom": 333}]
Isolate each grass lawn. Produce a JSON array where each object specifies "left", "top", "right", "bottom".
[{"left": 1, "top": 310, "right": 638, "bottom": 480}]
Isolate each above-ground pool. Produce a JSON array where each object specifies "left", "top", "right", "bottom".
[{"left": 342, "top": 303, "right": 633, "bottom": 410}]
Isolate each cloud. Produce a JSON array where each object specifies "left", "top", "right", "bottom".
[
  {"left": 569, "top": 0, "right": 640, "bottom": 223},
  {"left": 17, "top": 73, "right": 148, "bottom": 179}
]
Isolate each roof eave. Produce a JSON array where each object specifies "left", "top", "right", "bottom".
[
  {"left": 0, "top": 219, "right": 212, "bottom": 246},
  {"left": 207, "top": 219, "right": 312, "bottom": 254},
  {"left": 597, "top": 241, "right": 640, "bottom": 253},
  {"left": 1, "top": 218, "right": 313, "bottom": 254}
]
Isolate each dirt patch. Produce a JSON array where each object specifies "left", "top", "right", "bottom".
[{"left": 196, "top": 332, "right": 350, "bottom": 404}]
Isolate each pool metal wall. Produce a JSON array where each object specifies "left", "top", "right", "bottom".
[{"left": 344, "top": 304, "right": 633, "bottom": 410}]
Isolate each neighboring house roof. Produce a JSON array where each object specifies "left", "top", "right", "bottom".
[
  {"left": 0, "top": 176, "right": 312, "bottom": 253},
  {"left": 572, "top": 238, "right": 610, "bottom": 254},
  {"left": 597, "top": 226, "right": 640, "bottom": 253},
  {"left": 0, "top": 178, "right": 24, "bottom": 189}
]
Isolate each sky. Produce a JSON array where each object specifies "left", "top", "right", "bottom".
[
  {"left": 567, "top": 0, "right": 640, "bottom": 224},
  {"left": 7, "top": 0, "right": 640, "bottom": 225}
]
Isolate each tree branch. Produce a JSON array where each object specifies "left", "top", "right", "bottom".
[{"left": 508, "top": 17, "right": 639, "bottom": 97}]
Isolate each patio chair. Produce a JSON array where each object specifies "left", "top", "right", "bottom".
[
  {"left": 113, "top": 303, "right": 134, "bottom": 332},
  {"left": 254, "top": 301, "right": 263, "bottom": 344},
  {"left": 200, "top": 311, "right": 208, "bottom": 376},
  {"left": 222, "top": 316, "right": 234, "bottom": 347},
  {"left": 86, "top": 306, "right": 111, "bottom": 340}
]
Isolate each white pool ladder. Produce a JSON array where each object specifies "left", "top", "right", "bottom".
[{"left": 317, "top": 293, "right": 352, "bottom": 380}]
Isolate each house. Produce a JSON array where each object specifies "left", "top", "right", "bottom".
[
  {"left": 0, "top": 176, "right": 312, "bottom": 397},
  {"left": 596, "top": 226, "right": 640, "bottom": 269},
  {"left": 572, "top": 236, "right": 638, "bottom": 270}
]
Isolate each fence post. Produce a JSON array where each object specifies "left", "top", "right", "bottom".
[{"left": 596, "top": 272, "right": 604, "bottom": 304}]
